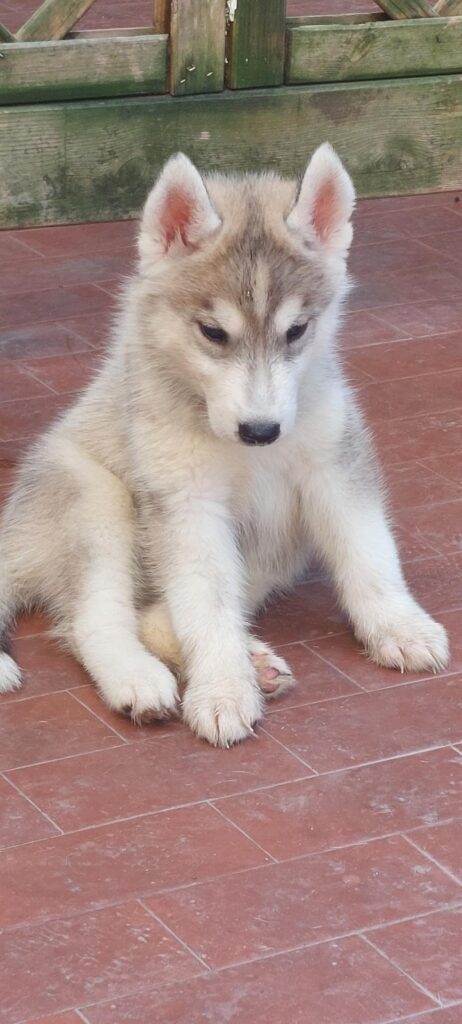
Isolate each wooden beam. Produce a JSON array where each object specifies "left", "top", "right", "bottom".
[
  {"left": 2, "top": 75, "right": 462, "bottom": 228},
  {"left": 435, "top": 0, "right": 462, "bottom": 12},
  {"left": 69, "top": 27, "right": 156, "bottom": 39},
  {"left": 286, "top": 14, "right": 386, "bottom": 26},
  {"left": 16, "top": 0, "right": 97, "bottom": 42},
  {"left": 373, "top": 0, "right": 438, "bottom": 16},
  {"left": 226, "top": 0, "right": 286, "bottom": 89},
  {"left": 287, "top": 18, "right": 462, "bottom": 84},
  {"left": 153, "top": 0, "right": 171, "bottom": 34},
  {"left": 169, "top": 0, "right": 226, "bottom": 95},
  {"left": 0, "top": 21, "right": 15, "bottom": 41},
  {"left": 0, "top": 36, "right": 168, "bottom": 104}
]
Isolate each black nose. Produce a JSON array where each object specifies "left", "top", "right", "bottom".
[{"left": 238, "top": 421, "right": 281, "bottom": 446}]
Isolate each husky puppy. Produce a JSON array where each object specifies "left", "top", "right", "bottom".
[{"left": 0, "top": 145, "right": 449, "bottom": 746}]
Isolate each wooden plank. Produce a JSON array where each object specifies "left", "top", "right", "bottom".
[
  {"left": 153, "top": 0, "right": 171, "bottom": 34},
  {"left": 226, "top": 0, "right": 286, "bottom": 89},
  {"left": 373, "top": 0, "right": 438, "bottom": 17},
  {"left": 435, "top": 0, "right": 462, "bottom": 12},
  {"left": 169, "top": 0, "right": 226, "bottom": 96},
  {"left": 2, "top": 75, "right": 462, "bottom": 228},
  {"left": 287, "top": 18, "right": 462, "bottom": 84},
  {"left": 0, "top": 22, "right": 15, "bottom": 41},
  {"left": 69, "top": 27, "right": 156, "bottom": 39},
  {"left": 16, "top": 0, "right": 97, "bottom": 42},
  {"left": 0, "top": 36, "right": 168, "bottom": 103},
  {"left": 286, "top": 14, "right": 386, "bottom": 26}
]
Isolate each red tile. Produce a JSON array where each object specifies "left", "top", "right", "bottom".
[
  {"left": 308, "top": 609, "right": 462, "bottom": 691},
  {"left": 0, "top": 775, "right": 58, "bottom": 849},
  {"left": 148, "top": 835, "right": 460, "bottom": 969},
  {"left": 0, "top": 393, "right": 73, "bottom": 440},
  {"left": 30, "top": 1015, "right": 83, "bottom": 1024},
  {"left": 0, "top": 283, "right": 112, "bottom": 330},
  {"left": 397, "top": 1009, "right": 462, "bottom": 1024},
  {"left": 419, "top": 230, "right": 462, "bottom": 264},
  {"left": 56, "top": 313, "right": 111, "bottom": 349},
  {"left": 13, "top": 610, "right": 51, "bottom": 638},
  {"left": 22, "top": 351, "right": 101, "bottom": 394},
  {"left": 13, "top": 219, "right": 137, "bottom": 258},
  {"left": 422, "top": 452, "right": 462, "bottom": 488},
  {"left": 350, "top": 266, "right": 461, "bottom": 313},
  {"left": 0, "top": 254, "right": 130, "bottom": 298},
  {"left": 408, "top": 820, "right": 462, "bottom": 881},
  {"left": 397, "top": 500, "right": 462, "bottom": 557},
  {"left": 263, "top": 677, "right": 462, "bottom": 772},
  {"left": 379, "top": 205, "right": 462, "bottom": 238},
  {"left": 256, "top": 579, "right": 347, "bottom": 646},
  {"left": 349, "top": 239, "right": 445, "bottom": 278},
  {"left": 10, "top": 729, "right": 309, "bottom": 831},
  {"left": 356, "top": 192, "right": 462, "bottom": 215},
  {"left": 375, "top": 409, "right": 462, "bottom": 465},
  {"left": 340, "top": 310, "right": 410, "bottom": 349},
  {"left": 349, "top": 332, "right": 462, "bottom": 382},
  {"left": 7, "top": 633, "right": 89, "bottom": 701},
  {"left": 213, "top": 747, "right": 462, "bottom": 860},
  {"left": 362, "top": 370, "right": 462, "bottom": 424},
  {"left": 371, "top": 907, "right": 462, "bottom": 1005},
  {"left": 375, "top": 298, "right": 462, "bottom": 339},
  {"left": 386, "top": 463, "right": 461, "bottom": 511},
  {"left": 395, "top": 524, "right": 440, "bottom": 563},
  {"left": 95, "top": 278, "right": 123, "bottom": 298},
  {"left": 0, "top": 804, "right": 267, "bottom": 929},
  {"left": 0, "top": 901, "right": 201, "bottom": 1022},
  {"left": 83, "top": 935, "right": 432, "bottom": 1024},
  {"left": 0, "top": 231, "right": 44, "bottom": 261},
  {"left": 0, "top": 361, "right": 51, "bottom": 401},
  {"left": 267, "top": 642, "right": 361, "bottom": 710},
  {"left": 0, "top": 322, "right": 94, "bottom": 361},
  {"left": 0, "top": 692, "right": 122, "bottom": 770},
  {"left": 404, "top": 554, "right": 462, "bottom": 616},
  {"left": 352, "top": 213, "right": 408, "bottom": 246}
]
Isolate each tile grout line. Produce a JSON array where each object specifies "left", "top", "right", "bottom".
[
  {"left": 138, "top": 898, "right": 212, "bottom": 974},
  {"left": 69, "top": 688, "right": 130, "bottom": 744},
  {"left": 208, "top": 801, "right": 277, "bottom": 863},
  {"left": 403, "top": 833, "right": 462, "bottom": 888},
  {"left": 299, "top": 640, "right": 368, "bottom": 692},
  {"left": 258, "top": 725, "right": 319, "bottom": 774},
  {"left": 359, "top": 931, "right": 443, "bottom": 1008},
  {"left": 0, "top": 771, "right": 64, "bottom": 835}
]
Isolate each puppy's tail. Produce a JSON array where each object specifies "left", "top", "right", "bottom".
[{"left": 0, "top": 571, "right": 22, "bottom": 694}]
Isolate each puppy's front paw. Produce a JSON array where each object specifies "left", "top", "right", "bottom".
[
  {"left": 249, "top": 637, "right": 296, "bottom": 700},
  {"left": 106, "top": 655, "right": 179, "bottom": 724},
  {"left": 364, "top": 610, "right": 449, "bottom": 674},
  {"left": 182, "top": 672, "right": 263, "bottom": 747}
]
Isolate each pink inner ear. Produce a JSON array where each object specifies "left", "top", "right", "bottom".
[
  {"left": 161, "top": 187, "right": 194, "bottom": 249},
  {"left": 312, "top": 176, "right": 338, "bottom": 242}
]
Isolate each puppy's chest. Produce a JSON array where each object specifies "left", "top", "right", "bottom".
[{"left": 232, "top": 459, "right": 306, "bottom": 574}]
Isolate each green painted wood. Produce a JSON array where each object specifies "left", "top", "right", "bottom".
[
  {"left": 287, "top": 18, "right": 462, "bottom": 84},
  {"left": 435, "top": 0, "right": 462, "bottom": 13},
  {"left": 0, "top": 36, "right": 168, "bottom": 103},
  {"left": 69, "top": 27, "right": 156, "bottom": 38},
  {"left": 226, "top": 0, "right": 286, "bottom": 89},
  {"left": 373, "top": 0, "right": 438, "bottom": 17},
  {"left": 16, "top": 0, "right": 97, "bottom": 42},
  {"left": 0, "top": 21, "right": 15, "bottom": 41},
  {"left": 2, "top": 75, "right": 462, "bottom": 228},
  {"left": 170, "top": 0, "right": 226, "bottom": 96},
  {"left": 286, "top": 13, "right": 385, "bottom": 26}
]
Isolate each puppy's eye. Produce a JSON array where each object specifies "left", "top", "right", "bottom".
[
  {"left": 286, "top": 322, "right": 308, "bottom": 343},
  {"left": 198, "top": 322, "right": 228, "bottom": 345}
]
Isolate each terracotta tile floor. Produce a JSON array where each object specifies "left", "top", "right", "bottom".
[{"left": 1, "top": 191, "right": 462, "bottom": 1022}]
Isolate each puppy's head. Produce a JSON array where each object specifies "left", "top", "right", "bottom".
[{"left": 137, "top": 145, "right": 355, "bottom": 444}]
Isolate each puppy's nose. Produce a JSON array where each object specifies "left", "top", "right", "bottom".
[{"left": 238, "top": 421, "right": 281, "bottom": 446}]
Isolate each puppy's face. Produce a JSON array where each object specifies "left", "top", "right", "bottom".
[{"left": 137, "top": 147, "right": 355, "bottom": 445}]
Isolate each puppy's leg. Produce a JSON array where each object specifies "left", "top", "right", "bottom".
[
  {"left": 303, "top": 446, "right": 449, "bottom": 673},
  {"left": 151, "top": 495, "right": 263, "bottom": 747},
  {"left": 67, "top": 457, "right": 178, "bottom": 721},
  {"left": 139, "top": 603, "right": 295, "bottom": 699}
]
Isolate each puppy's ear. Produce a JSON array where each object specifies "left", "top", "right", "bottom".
[
  {"left": 286, "top": 143, "right": 355, "bottom": 255},
  {"left": 139, "top": 153, "right": 221, "bottom": 264}
]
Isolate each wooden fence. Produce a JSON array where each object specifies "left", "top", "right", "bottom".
[{"left": 1, "top": 0, "right": 462, "bottom": 227}]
